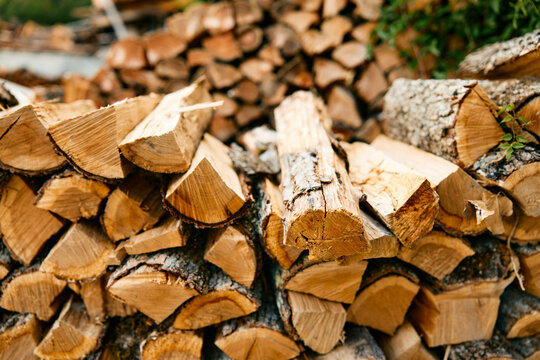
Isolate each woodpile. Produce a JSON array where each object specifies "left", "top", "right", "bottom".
[{"left": 0, "top": 9, "right": 539, "bottom": 360}]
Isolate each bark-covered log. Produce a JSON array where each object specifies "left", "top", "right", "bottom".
[
  {"left": 458, "top": 29, "right": 540, "bottom": 79},
  {"left": 0, "top": 311, "right": 41, "bottom": 360},
  {"left": 511, "top": 336, "right": 540, "bottom": 360},
  {"left": 310, "top": 325, "right": 385, "bottom": 360},
  {"left": 99, "top": 313, "right": 153, "bottom": 360},
  {"left": 515, "top": 244, "right": 540, "bottom": 300},
  {"left": 0, "top": 242, "right": 13, "bottom": 281},
  {"left": 382, "top": 79, "right": 503, "bottom": 168},
  {"left": 448, "top": 332, "right": 523, "bottom": 360},
  {"left": 497, "top": 284, "right": 540, "bottom": 338},
  {"left": 140, "top": 328, "right": 203, "bottom": 360}
]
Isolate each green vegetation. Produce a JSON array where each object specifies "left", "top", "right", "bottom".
[
  {"left": 497, "top": 104, "right": 532, "bottom": 161},
  {"left": 371, "top": 0, "right": 540, "bottom": 78},
  {"left": 0, "top": 0, "right": 91, "bottom": 25}
]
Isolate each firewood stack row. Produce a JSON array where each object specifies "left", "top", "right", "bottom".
[{"left": 0, "top": 21, "right": 539, "bottom": 360}]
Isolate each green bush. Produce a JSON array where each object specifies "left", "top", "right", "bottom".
[{"left": 0, "top": 0, "right": 91, "bottom": 25}]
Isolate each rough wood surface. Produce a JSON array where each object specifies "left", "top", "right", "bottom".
[
  {"left": 383, "top": 79, "right": 503, "bottom": 168},
  {"left": 516, "top": 244, "right": 540, "bottom": 299},
  {"left": 0, "top": 312, "right": 40, "bottom": 360},
  {"left": 106, "top": 38, "right": 147, "bottom": 70},
  {"left": 448, "top": 332, "right": 523, "bottom": 360},
  {"left": 0, "top": 242, "right": 13, "bottom": 280},
  {"left": 497, "top": 285, "right": 540, "bottom": 338},
  {"left": 140, "top": 329, "right": 203, "bottom": 360},
  {"left": 122, "top": 216, "right": 189, "bottom": 255},
  {"left": 274, "top": 91, "right": 368, "bottom": 260},
  {"left": 377, "top": 321, "right": 436, "bottom": 360},
  {"left": 311, "top": 325, "right": 385, "bottom": 360},
  {"left": 458, "top": 29, "right": 540, "bottom": 79}
]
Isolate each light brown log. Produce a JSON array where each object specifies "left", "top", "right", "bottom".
[
  {"left": 352, "top": 0, "right": 382, "bottom": 20},
  {"left": 313, "top": 58, "right": 353, "bottom": 89},
  {"left": 206, "top": 62, "right": 243, "bottom": 89},
  {"left": 281, "top": 11, "right": 319, "bottom": 33},
  {"left": 230, "top": 80, "right": 259, "bottom": 104},
  {"left": 503, "top": 210, "right": 540, "bottom": 244},
  {"left": 274, "top": 91, "right": 369, "bottom": 260},
  {"left": 119, "top": 69, "right": 165, "bottom": 93},
  {"left": 34, "top": 170, "right": 110, "bottom": 222},
  {"left": 0, "top": 243, "right": 13, "bottom": 281},
  {"left": 240, "top": 58, "right": 274, "bottom": 83},
  {"left": 234, "top": 0, "right": 263, "bottom": 26},
  {"left": 122, "top": 216, "right": 189, "bottom": 255},
  {"left": 322, "top": 0, "right": 346, "bottom": 17},
  {"left": 374, "top": 44, "right": 404, "bottom": 72},
  {"left": 377, "top": 321, "right": 436, "bottom": 360},
  {"left": 332, "top": 41, "right": 368, "bottom": 69},
  {"left": 210, "top": 114, "right": 238, "bottom": 143},
  {"left": 187, "top": 48, "right": 214, "bottom": 67},
  {"left": 34, "top": 297, "right": 103, "bottom": 360},
  {"left": 497, "top": 285, "right": 540, "bottom": 338},
  {"left": 347, "top": 260, "right": 420, "bottom": 335},
  {"left": 458, "top": 29, "right": 540, "bottom": 79},
  {"left": 515, "top": 244, "right": 540, "bottom": 299},
  {"left": 351, "top": 22, "right": 377, "bottom": 44},
  {"left": 371, "top": 135, "right": 499, "bottom": 236},
  {"left": 62, "top": 74, "right": 102, "bottom": 106},
  {"left": 79, "top": 277, "right": 106, "bottom": 322},
  {"left": 354, "top": 117, "right": 382, "bottom": 144},
  {"left": 165, "top": 133, "right": 250, "bottom": 227},
  {"left": 321, "top": 16, "right": 353, "bottom": 47},
  {"left": 0, "top": 267, "right": 66, "bottom": 321},
  {"left": 236, "top": 105, "right": 262, "bottom": 127},
  {"left": 265, "top": 24, "right": 301, "bottom": 57},
  {"left": 300, "top": 30, "right": 335, "bottom": 56},
  {"left": 0, "top": 100, "right": 95, "bottom": 174},
  {"left": 143, "top": 30, "right": 186, "bottom": 66},
  {"left": 203, "top": 32, "right": 242, "bottom": 62},
  {"left": 409, "top": 237, "right": 515, "bottom": 347},
  {"left": 205, "top": 225, "right": 258, "bottom": 287},
  {"left": 260, "top": 77, "right": 288, "bottom": 106},
  {"left": 281, "top": 58, "right": 313, "bottom": 89},
  {"left": 141, "top": 329, "right": 203, "bottom": 360},
  {"left": 383, "top": 79, "right": 504, "bottom": 167},
  {"left": 0, "top": 313, "right": 40, "bottom": 360},
  {"left": 398, "top": 231, "right": 474, "bottom": 280},
  {"left": 106, "top": 38, "right": 147, "bottom": 70},
  {"left": 91, "top": 67, "right": 122, "bottom": 94},
  {"left": 48, "top": 94, "right": 161, "bottom": 180},
  {"left": 155, "top": 58, "right": 189, "bottom": 80},
  {"left": 311, "top": 325, "right": 385, "bottom": 360},
  {"left": 102, "top": 173, "right": 165, "bottom": 242},
  {"left": 258, "top": 45, "right": 284, "bottom": 67},
  {"left": 387, "top": 66, "right": 419, "bottom": 84},
  {"left": 237, "top": 25, "right": 263, "bottom": 53},
  {"left": 166, "top": 3, "right": 208, "bottom": 43},
  {"left": 214, "top": 93, "right": 239, "bottom": 117},
  {"left": 0, "top": 175, "right": 63, "bottom": 265},
  {"left": 119, "top": 79, "right": 213, "bottom": 173},
  {"left": 40, "top": 221, "right": 119, "bottom": 281},
  {"left": 203, "top": 2, "right": 235, "bottom": 35},
  {"left": 326, "top": 86, "right": 363, "bottom": 130},
  {"left": 344, "top": 141, "right": 439, "bottom": 247},
  {"left": 355, "top": 62, "right": 388, "bottom": 105}
]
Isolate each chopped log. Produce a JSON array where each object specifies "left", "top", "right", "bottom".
[
  {"left": 322, "top": 0, "right": 346, "bottom": 17},
  {"left": 0, "top": 266, "right": 67, "bottom": 321},
  {"left": 260, "top": 77, "right": 288, "bottom": 106},
  {"left": 155, "top": 58, "right": 190, "bottom": 80},
  {"left": 344, "top": 141, "right": 439, "bottom": 247},
  {"left": 240, "top": 58, "right": 274, "bottom": 83},
  {"left": 373, "top": 44, "right": 404, "bottom": 73},
  {"left": 383, "top": 79, "right": 504, "bottom": 167},
  {"left": 0, "top": 312, "right": 40, "bottom": 360},
  {"left": 321, "top": 16, "right": 353, "bottom": 46},
  {"left": 142, "top": 30, "right": 186, "bottom": 66},
  {"left": 448, "top": 333, "right": 523, "bottom": 360},
  {"left": 274, "top": 91, "right": 369, "bottom": 260},
  {"left": 398, "top": 231, "right": 474, "bottom": 280},
  {"left": 503, "top": 210, "right": 540, "bottom": 244},
  {"left": 100, "top": 313, "right": 153, "bottom": 359},
  {"left": 237, "top": 26, "right": 263, "bottom": 53},
  {"left": 91, "top": 67, "right": 122, "bottom": 94},
  {"left": 409, "top": 237, "right": 515, "bottom": 347},
  {"left": 355, "top": 62, "right": 388, "bottom": 105},
  {"left": 40, "top": 221, "right": 119, "bottom": 281},
  {"left": 166, "top": 3, "right": 208, "bottom": 43},
  {"left": 48, "top": 94, "right": 161, "bottom": 180},
  {"left": 172, "top": 269, "right": 260, "bottom": 330},
  {"left": 515, "top": 244, "right": 540, "bottom": 300},
  {"left": 371, "top": 135, "right": 498, "bottom": 235},
  {"left": 300, "top": 30, "right": 335, "bottom": 56},
  {"left": 141, "top": 329, "right": 203, "bottom": 360},
  {"left": 203, "top": 2, "right": 235, "bottom": 35},
  {"left": 281, "top": 58, "right": 313, "bottom": 88},
  {"left": 235, "top": 105, "right": 262, "bottom": 127},
  {"left": 102, "top": 173, "right": 165, "bottom": 242},
  {"left": 204, "top": 225, "right": 258, "bottom": 287},
  {"left": 497, "top": 285, "right": 540, "bottom": 338},
  {"left": 352, "top": 0, "right": 382, "bottom": 20},
  {"left": 0, "top": 175, "right": 64, "bottom": 265},
  {"left": 206, "top": 62, "right": 243, "bottom": 89},
  {"left": 311, "top": 325, "right": 385, "bottom": 360},
  {"left": 119, "top": 79, "right": 214, "bottom": 174},
  {"left": 34, "top": 297, "right": 103, "bottom": 360},
  {"left": 351, "top": 22, "right": 377, "bottom": 44},
  {"left": 106, "top": 38, "right": 147, "bottom": 70},
  {"left": 119, "top": 69, "right": 165, "bottom": 93},
  {"left": 234, "top": 0, "right": 263, "bottom": 27},
  {"left": 214, "top": 93, "right": 239, "bottom": 117},
  {"left": 313, "top": 58, "right": 353, "bottom": 89},
  {"left": 387, "top": 66, "right": 418, "bottom": 84},
  {"left": 354, "top": 118, "right": 382, "bottom": 144},
  {"left": 0, "top": 243, "right": 13, "bottom": 280},
  {"left": 347, "top": 259, "right": 420, "bottom": 335},
  {"left": 210, "top": 115, "right": 238, "bottom": 143},
  {"left": 34, "top": 170, "right": 110, "bottom": 222},
  {"left": 230, "top": 80, "right": 259, "bottom": 104},
  {"left": 280, "top": 253, "right": 367, "bottom": 303},
  {"left": 0, "top": 100, "right": 95, "bottom": 174},
  {"left": 511, "top": 336, "right": 540, "bottom": 360},
  {"left": 203, "top": 32, "right": 242, "bottom": 62},
  {"left": 214, "top": 290, "right": 301, "bottom": 360},
  {"left": 164, "top": 133, "right": 250, "bottom": 227},
  {"left": 332, "top": 41, "right": 368, "bottom": 69},
  {"left": 282, "top": 11, "right": 319, "bottom": 33},
  {"left": 265, "top": 24, "right": 301, "bottom": 57},
  {"left": 458, "top": 29, "right": 540, "bottom": 79},
  {"left": 258, "top": 45, "right": 284, "bottom": 67},
  {"left": 122, "top": 216, "right": 189, "bottom": 255},
  {"left": 472, "top": 146, "right": 540, "bottom": 217},
  {"left": 62, "top": 74, "right": 102, "bottom": 106},
  {"left": 79, "top": 277, "right": 106, "bottom": 322},
  {"left": 187, "top": 49, "right": 214, "bottom": 67},
  {"left": 377, "top": 321, "right": 436, "bottom": 360}
]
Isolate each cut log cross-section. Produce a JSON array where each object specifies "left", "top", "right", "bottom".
[
  {"left": 377, "top": 321, "right": 436, "bottom": 360},
  {"left": 119, "top": 79, "right": 215, "bottom": 173},
  {"left": 141, "top": 329, "right": 203, "bottom": 360},
  {"left": 0, "top": 100, "right": 95, "bottom": 175},
  {"left": 516, "top": 244, "right": 540, "bottom": 299},
  {"left": 497, "top": 285, "right": 540, "bottom": 338},
  {"left": 344, "top": 141, "right": 439, "bottom": 247},
  {"left": 164, "top": 133, "right": 250, "bottom": 227},
  {"left": 122, "top": 216, "right": 189, "bottom": 255},
  {"left": 274, "top": 91, "right": 369, "bottom": 260},
  {"left": 383, "top": 79, "right": 504, "bottom": 168},
  {"left": 0, "top": 312, "right": 41, "bottom": 360}
]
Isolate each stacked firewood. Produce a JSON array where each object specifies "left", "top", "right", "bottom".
[{"left": 1, "top": 16, "right": 540, "bottom": 360}]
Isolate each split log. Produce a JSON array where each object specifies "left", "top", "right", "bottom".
[
  {"left": 515, "top": 244, "right": 540, "bottom": 299},
  {"left": 311, "top": 325, "right": 385, "bottom": 360},
  {"left": 0, "top": 266, "right": 67, "bottom": 321},
  {"left": 0, "top": 243, "right": 13, "bottom": 280},
  {"left": 34, "top": 170, "right": 110, "bottom": 222},
  {"left": 142, "top": 31, "right": 186, "bottom": 66},
  {"left": 102, "top": 173, "right": 165, "bottom": 242},
  {"left": 497, "top": 285, "right": 540, "bottom": 338},
  {"left": 511, "top": 336, "right": 540, "bottom": 360},
  {"left": 204, "top": 225, "right": 258, "bottom": 287},
  {"left": 409, "top": 237, "right": 515, "bottom": 347},
  {"left": 347, "top": 259, "right": 420, "bottom": 335},
  {"left": 203, "top": 2, "right": 235, "bottom": 35},
  {"left": 281, "top": 11, "right": 319, "bottom": 33},
  {"left": 0, "top": 100, "right": 95, "bottom": 174},
  {"left": 371, "top": 135, "right": 498, "bottom": 236},
  {"left": 202, "top": 32, "right": 242, "bottom": 62},
  {"left": 0, "top": 175, "right": 63, "bottom": 265},
  {"left": 351, "top": 22, "right": 377, "bottom": 44},
  {"left": 91, "top": 67, "right": 122, "bottom": 94},
  {"left": 237, "top": 26, "right": 263, "bottom": 53},
  {"left": 164, "top": 133, "right": 250, "bottom": 227},
  {"left": 458, "top": 29, "right": 540, "bottom": 79},
  {"left": 397, "top": 231, "right": 474, "bottom": 280},
  {"left": 40, "top": 221, "right": 119, "bottom": 281},
  {"left": 214, "top": 93, "right": 239, "bottom": 117},
  {"left": 106, "top": 38, "right": 147, "bottom": 70},
  {"left": 472, "top": 146, "right": 540, "bottom": 217},
  {"left": 235, "top": 105, "right": 263, "bottom": 127},
  {"left": 154, "top": 58, "right": 189, "bottom": 80},
  {"left": 281, "top": 58, "right": 313, "bottom": 89},
  {"left": 274, "top": 91, "right": 369, "bottom": 260},
  {"left": 34, "top": 297, "right": 103, "bottom": 360},
  {"left": 122, "top": 216, "right": 189, "bottom": 255},
  {"left": 240, "top": 58, "right": 274, "bottom": 83},
  {"left": 166, "top": 3, "right": 208, "bottom": 43},
  {"left": 313, "top": 58, "right": 353, "bottom": 89},
  {"left": 265, "top": 24, "right": 301, "bottom": 57},
  {"left": 214, "top": 290, "right": 301, "bottom": 360},
  {"left": 343, "top": 141, "right": 439, "bottom": 247},
  {"left": 354, "top": 118, "right": 382, "bottom": 144},
  {"left": 187, "top": 49, "right": 214, "bottom": 67},
  {"left": 322, "top": 0, "right": 346, "bottom": 17},
  {"left": 209, "top": 115, "right": 238, "bottom": 143},
  {"left": 355, "top": 62, "right": 388, "bottom": 106},
  {"left": 478, "top": 79, "right": 540, "bottom": 137},
  {"left": 448, "top": 333, "right": 523, "bottom": 360},
  {"left": 503, "top": 210, "right": 540, "bottom": 244},
  {"left": 119, "top": 70, "right": 165, "bottom": 93},
  {"left": 332, "top": 41, "right": 368, "bottom": 69},
  {"left": 48, "top": 94, "right": 161, "bottom": 180},
  {"left": 373, "top": 45, "right": 404, "bottom": 73},
  {"left": 321, "top": 16, "right": 353, "bottom": 47},
  {"left": 141, "top": 329, "right": 203, "bottom": 360},
  {"left": 300, "top": 30, "right": 335, "bottom": 56},
  {"left": 230, "top": 80, "right": 260, "bottom": 104},
  {"left": 352, "top": 0, "right": 382, "bottom": 20},
  {"left": 79, "top": 277, "right": 106, "bottom": 322},
  {"left": 258, "top": 45, "right": 284, "bottom": 67},
  {"left": 382, "top": 79, "right": 504, "bottom": 167},
  {"left": 326, "top": 85, "right": 363, "bottom": 131},
  {"left": 0, "top": 312, "right": 40, "bottom": 360},
  {"left": 206, "top": 62, "right": 243, "bottom": 89},
  {"left": 119, "top": 79, "right": 214, "bottom": 173},
  {"left": 377, "top": 321, "right": 436, "bottom": 360},
  {"left": 172, "top": 269, "right": 260, "bottom": 330}
]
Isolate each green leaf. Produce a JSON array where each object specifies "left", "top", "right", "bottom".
[
  {"left": 507, "top": 103, "right": 515, "bottom": 112},
  {"left": 500, "top": 115, "right": 513, "bottom": 124},
  {"left": 505, "top": 147, "right": 514, "bottom": 161},
  {"left": 501, "top": 133, "right": 513, "bottom": 141},
  {"left": 498, "top": 142, "right": 511, "bottom": 149},
  {"left": 497, "top": 106, "right": 507, "bottom": 116},
  {"left": 516, "top": 135, "right": 530, "bottom": 143},
  {"left": 513, "top": 142, "right": 526, "bottom": 149}
]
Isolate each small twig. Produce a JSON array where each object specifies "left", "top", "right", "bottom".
[
  {"left": 507, "top": 213, "right": 525, "bottom": 291},
  {"left": 443, "top": 344, "right": 451, "bottom": 360}
]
